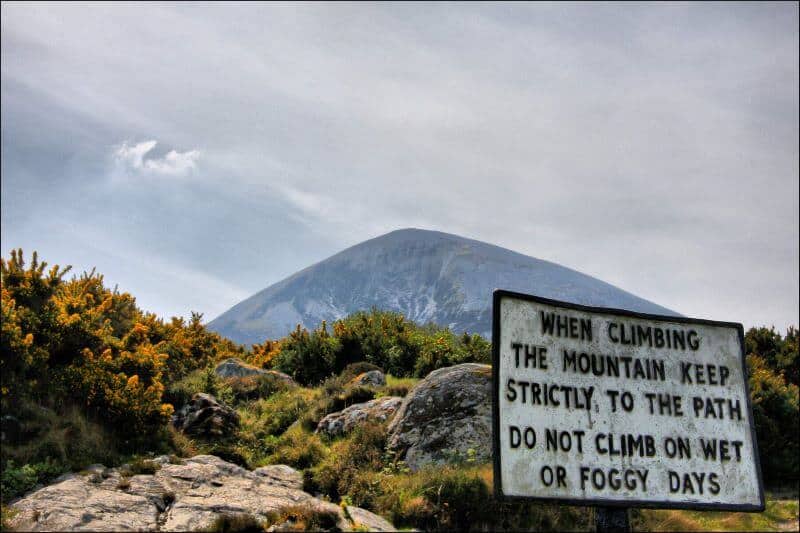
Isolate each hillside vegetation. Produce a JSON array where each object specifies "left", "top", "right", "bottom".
[{"left": 1, "top": 249, "right": 798, "bottom": 530}]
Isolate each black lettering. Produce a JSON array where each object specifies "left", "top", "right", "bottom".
[
  {"left": 669, "top": 471, "right": 680, "bottom": 493},
  {"left": 709, "top": 473, "right": 720, "bottom": 494},
  {"left": 512, "top": 343, "right": 523, "bottom": 367},
  {"left": 541, "top": 466, "right": 554, "bottom": 487},
  {"left": 546, "top": 428, "right": 558, "bottom": 451},
  {"left": 556, "top": 466, "right": 567, "bottom": 488},
  {"left": 580, "top": 467, "right": 590, "bottom": 490},
  {"left": 720, "top": 366, "right": 730, "bottom": 386},
  {"left": 563, "top": 350, "right": 577, "bottom": 372},
  {"left": 608, "top": 323, "right": 619, "bottom": 343},
  {"left": 569, "top": 317, "right": 579, "bottom": 338},
  {"left": 524, "top": 427, "right": 537, "bottom": 448},
  {"left": 687, "top": 330, "right": 700, "bottom": 350},
  {"left": 506, "top": 379, "right": 517, "bottom": 402},
  {"left": 673, "top": 330, "right": 686, "bottom": 350},
  {"left": 581, "top": 319, "right": 592, "bottom": 341},
  {"left": 541, "top": 312, "right": 556, "bottom": 335},
  {"left": 681, "top": 362, "right": 693, "bottom": 384},
  {"left": 654, "top": 328, "right": 665, "bottom": 348},
  {"left": 636, "top": 325, "right": 652, "bottom": 347},
  {"left": 556, "top": 315, "right": 568, "bottom": 337}
]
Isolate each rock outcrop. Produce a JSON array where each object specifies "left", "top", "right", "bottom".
[
  {"left": 348, "top": 370, "right": 386, "bottom": 388},
  {"left": 214, "top": 358, "right": 296, "bottom": 386},
  {"left": 6, "top": 455, "right": 394, "bottom": 532},
  {"left": 171, "top": 393, "right": 239, "bottom": 438},
  {"left": 253, "top": 465, "right": 303, "bottom": 490},
  {"left": 387, "top": 363, "right": 492, "bottom": 470},
  {"left": 316, "top": 396, "right": 402, "bottom": 437}
]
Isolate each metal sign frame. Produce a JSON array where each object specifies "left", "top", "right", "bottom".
[{"left": 491, "top": 289, "right": 766, "bottom": 512}]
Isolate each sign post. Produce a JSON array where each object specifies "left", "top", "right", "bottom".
[{"left": 492, "top": 290, "right": 764, "bottom": 528}]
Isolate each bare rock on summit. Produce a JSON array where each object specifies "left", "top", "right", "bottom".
[
  {"left": 6, "top": 455, "right": 395, "bottom": 532},
  {"left": 171, "top": 393, "right": 239, "bottom": 438},
  {"left": 387, "top": 363, "right": 492, "bottom": 471},
  {"left": 316, "top": 396, "right": 402, "bottom": 437}
]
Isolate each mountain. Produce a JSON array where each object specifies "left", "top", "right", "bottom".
[{"left": 208, "top": 228, "right": 678, "bottom": 345}]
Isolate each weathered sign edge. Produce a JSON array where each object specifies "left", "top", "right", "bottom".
[{"left": 491, "top": 289, "right": 766, "bottom": 512}]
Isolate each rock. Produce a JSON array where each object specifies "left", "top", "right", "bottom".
[
  {"left": 253, "top": 465, "right": 303, "bottom": 490},
  {"left": 345, "top": 505, "right": 395, "bottom": 532},
  {"left": 171, "top": 393, "right": 239, "bottom": 438},
  {"left": 215, "top": 358, "right": 296, "bottom": 386},
  {"left": 387, "top": 363, "right": 492, "bottom": 471},
  {"left": 6, "top": 455, "right": 394, "bottom": 532},
  {"left": 8, "top": 475, "right": 159, "bottom": 531},
  {"left": 316, "top": 396, "right": 402, "bottom": 437},
  {"left": 348, "top": 370, "right": 386, "bottom": 388}
]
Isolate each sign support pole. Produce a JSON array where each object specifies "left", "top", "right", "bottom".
[{"left": 595, "top": 507, "right": 630, "bottom": 532}]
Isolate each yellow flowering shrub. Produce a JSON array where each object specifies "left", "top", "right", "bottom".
[{"left": 1, "top": 249, "right": 238, "bottom": 444}]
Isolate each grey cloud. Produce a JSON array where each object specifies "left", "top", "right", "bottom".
[{"left": 1, "top": 2, "right": 797, "bottom": 329}]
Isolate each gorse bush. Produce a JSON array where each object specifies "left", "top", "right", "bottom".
[{"left": 1, "top": 249, "right": 242, "bottom": 493}]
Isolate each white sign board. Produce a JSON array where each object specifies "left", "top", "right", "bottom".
[{"left": 492, "top": 290, "right": 764, "bottom": 511}]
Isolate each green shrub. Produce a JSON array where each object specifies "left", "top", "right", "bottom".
[
  {"left": 273, "top": 324, "right": 339, "bottom": 385},
  {"left": 748, "top": 354, "right": 800, "bottom": 486},
  {"left": 165, "top": 367, "right": 234, "bottom": 408},
  {"left": 1, "top": 458, "right": 64, "bottom": 502}
]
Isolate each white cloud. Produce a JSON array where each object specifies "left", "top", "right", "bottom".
[{"left": 114, "top": 140, "right": 200, "bottom": 177}]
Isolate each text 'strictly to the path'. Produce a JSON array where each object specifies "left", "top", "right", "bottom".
[{"left": 492, "top": 290, "right": 764, "bottom": 511}]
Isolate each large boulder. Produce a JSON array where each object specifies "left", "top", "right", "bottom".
[
  {"left": 171, "top": 393, "right": 239, "bottom": 438},
  {"left": 6, "top": 455, "right": 394, "bottom": 532},
  {"left": 316, "top": 396, "right": 402, "bottom": 437},
  {"left": 387, "top": 363, "right": 492, "bottom": 471},
  {"left": 215, "top": 358, "right": 296, "bottom": 386},
  {"left": 348, "top": 370, "right": 386, "bottom": 388}
]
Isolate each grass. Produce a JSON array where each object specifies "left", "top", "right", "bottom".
[
  {"left": 635, "top": 494, "right": 799, "bottom": 531},
  {"left": 376, "top": 375, "right": 419, "bottom": 398},
  {"left": 265, "top": 505, "right": 341, "bottom": 531},
  {"left": 204, "top": 512, "right": 266, "bottom": 532}
]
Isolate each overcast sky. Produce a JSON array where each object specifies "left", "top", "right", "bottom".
[{"left": 2, "top": 2, "right": 798, "bottom": 331}]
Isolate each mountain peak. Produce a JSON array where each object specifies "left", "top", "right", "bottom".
[{"left": 208, "top": 229, "right": 677, "bottom": 345}]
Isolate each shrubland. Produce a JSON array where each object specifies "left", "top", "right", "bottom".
[{"left": 1, "top": 249, "right": 798, "bottom": 531}]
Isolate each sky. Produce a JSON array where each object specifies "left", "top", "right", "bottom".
[{"left": 1, "top": 2, "right": 798, "bottom": 331}]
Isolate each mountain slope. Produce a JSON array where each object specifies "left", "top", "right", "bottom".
[{"left": 208, "top": 228, "right": 677, "bottom": 345}]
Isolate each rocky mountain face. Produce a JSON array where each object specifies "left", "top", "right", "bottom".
[
  {"left": 6, "top": 455, "right": 394, "bottom": 532},
  {"left": 209, "top": 228, "right": 677, "bottom": 345}
]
